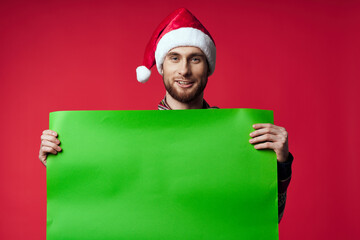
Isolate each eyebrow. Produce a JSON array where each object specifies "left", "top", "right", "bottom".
[
  {"left": 166, "top": 51, "right": 206, "bottom": 58},
  {"left": 166, "top": 52, "right": 180, "bottom": 56}
]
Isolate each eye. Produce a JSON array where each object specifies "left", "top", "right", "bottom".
[
  {"left": 191, "top": 57, "right": 200, "bottom": 63},
  {"left": 168, "top": 55, "right": 179, "bottom": 62}
]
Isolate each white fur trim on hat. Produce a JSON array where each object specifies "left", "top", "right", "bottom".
[
  {"left": 155, "top": 27, "right": 216, "bottom": 76},
  {"left": 136, "top": 65, "right": 151, "bottom": 83}
]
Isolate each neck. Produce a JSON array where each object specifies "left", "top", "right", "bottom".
[{"left": 165, "top": 92, "right": 204, "bottom": 110}]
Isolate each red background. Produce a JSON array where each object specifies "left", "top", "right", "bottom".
[{"left": 1, "top": 0, "right": 359, "bottom": 239}]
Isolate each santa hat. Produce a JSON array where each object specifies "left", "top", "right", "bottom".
[{"left": 136, "top": 8, "right": 216, "bottom": 83}]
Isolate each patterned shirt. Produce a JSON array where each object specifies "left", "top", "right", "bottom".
[
  {"left": 158, "top": 97, "right": 219, "bottom": 110},
  {"left": 158, "top": 96, "right": 293, "bottom": 223}
]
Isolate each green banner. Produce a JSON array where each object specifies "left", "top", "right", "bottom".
[{"left": 47, "top": 109, "right": 278, "bottom": 240}]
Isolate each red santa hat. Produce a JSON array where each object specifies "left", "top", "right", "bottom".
[{"left": 136, "top": 8, "right": 216, "bottom": 83}]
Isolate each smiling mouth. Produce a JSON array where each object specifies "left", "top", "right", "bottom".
[
  {"left": 176, "top": 80, "right": 193, "bottom": 84},
  {"left": 175, "top": 80, "right": 194, "bottom": 88}
]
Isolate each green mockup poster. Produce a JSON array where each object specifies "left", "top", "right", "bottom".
[{"left": 47, "top": 109, "right": 278, "bottom": 240}]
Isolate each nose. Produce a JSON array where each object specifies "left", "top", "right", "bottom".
[{"left": 177, "top": 60, "right": 191, "bottom": 76}]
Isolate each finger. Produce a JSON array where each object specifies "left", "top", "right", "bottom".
[
  {"left": 39, "top": 156, "right": 47, "bottom": 166},
  {"left": 38, "top": 147, "right": 49, "bottom": 166},
  {"left": 249, "top": 134, "right": 279, "bottom": 144},
  {"left": 41, "top": 140, "right": 62, "bottom": 152},
  {"left": 41, "top": 134, "right": 60, "bottom": 145},
  {"left": 42, "top": 129, "right": 58, "bottom": 137},
  {"left": 250, "top": 127, "right": 280, "bottom": 138},
  {"left": 252, "top": 123, "right": 273, "bottom": 130},
  {"left": 253, "top": 142, "right": 276, "bottom": 150},
  {"left": 39, "top": 153, "right": 45, "bottom": 162},
  {"left": 252, "top": 123, "right": 286, "bottom": 132},
  {"left": 40, "top": 146, "right": 58, "bottom": 155}
]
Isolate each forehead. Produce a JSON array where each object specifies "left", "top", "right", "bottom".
[{"left": 167, "top": 46, "right": 205, "bottom": 56}]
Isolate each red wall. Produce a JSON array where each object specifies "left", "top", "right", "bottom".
[{"left": 1, "top": 0, "right": 359, "bottom": 239}]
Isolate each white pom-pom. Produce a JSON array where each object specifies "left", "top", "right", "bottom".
[{"left": 136, "top": 66, "right": 151, "bottom": 83}]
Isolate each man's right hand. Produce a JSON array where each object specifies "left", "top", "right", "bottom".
[{"left": 39, "top": 129, "right": 61, "bottom": 166}]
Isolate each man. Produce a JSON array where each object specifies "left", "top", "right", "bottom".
[{"left": 39, "top": 8, "right": 293, "bottom": 222}]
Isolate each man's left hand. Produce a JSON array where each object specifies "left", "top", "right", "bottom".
[{"left": 249, "top": 123, "right": 289, "bottom": 163}]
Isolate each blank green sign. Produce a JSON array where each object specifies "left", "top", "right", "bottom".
[{"left": 47, "top": 108, "right": 278, "bottom": 240}]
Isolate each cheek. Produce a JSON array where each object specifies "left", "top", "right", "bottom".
[
  {"left": 192, "top": 65, "right": 208, "bottom": 78},
  {"left": 163, "top": 70, "right": 172, "bottom": 82},
  {"left": 162, "top": 64, "right": 176, "bottom": 77},
  {"left": 162, "top": 68, "right": 174, "bottom": 84}
]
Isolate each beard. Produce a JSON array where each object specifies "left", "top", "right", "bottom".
[{"left": 163, "top": 77, "right": 208, "bottom": 103}]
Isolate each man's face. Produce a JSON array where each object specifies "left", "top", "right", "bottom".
[{"left": 162, "top": 46, "right": 209, "bottom": 103}]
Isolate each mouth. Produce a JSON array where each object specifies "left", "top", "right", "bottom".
[{"left": 175, "top": 80, "right": 195, "bottom": 88}]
